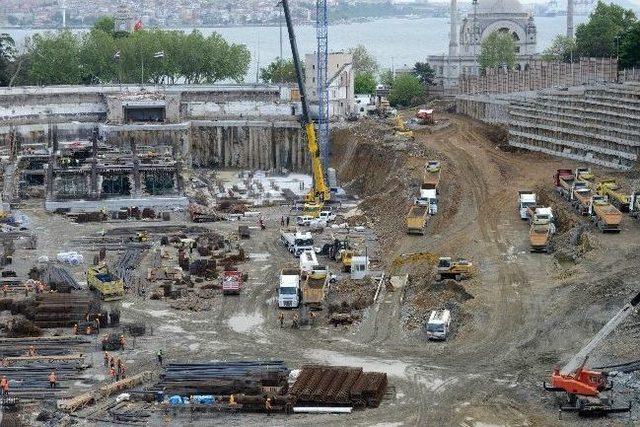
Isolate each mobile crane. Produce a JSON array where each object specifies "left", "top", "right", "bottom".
[
  {"left": 543, "top": 290, "right": 640, "bottom": 416},
  {"left": 282, "top": 0, "right": 331, "bottom": 217}
]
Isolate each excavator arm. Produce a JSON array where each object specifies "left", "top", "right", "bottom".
[{"left": 281, "top": 0, "right": 330, "bottom": 212}]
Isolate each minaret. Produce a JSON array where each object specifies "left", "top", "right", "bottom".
[
  {"left": 449, "top": 0, "right": 459, "bottom": 58},
  {"left": 566, "top": 0, "right": 574, "bottom": 38}
]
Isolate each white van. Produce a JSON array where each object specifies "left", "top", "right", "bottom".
[{"left": 425, "top": 309, "right": 451, "bottom": 340}]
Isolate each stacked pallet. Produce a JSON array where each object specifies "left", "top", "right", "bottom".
[
  {"left": 32, "top": 293, "right": 100, "bottom": 328},
  {"left": 159, "top": 361, "right": 290, "bottom": 396},
  {"left": 290, "top": 365, "right": 387, "bottom": 409}
]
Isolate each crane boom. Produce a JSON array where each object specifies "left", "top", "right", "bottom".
[
  {"left": 281, "top": 0, "right": 330, "bottom": 210},
  {"left": 561, "top": 291, "right": 640, "bottom": 375}
]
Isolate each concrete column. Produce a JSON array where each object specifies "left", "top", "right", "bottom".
[
  {"left": 90, "top": 127, "right": 98, "bottom": 199},
  {"left": 130, "top": 137, "right": 141, "bottom": 196}
]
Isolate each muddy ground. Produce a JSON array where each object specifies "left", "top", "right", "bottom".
[{"left": 6, "top": 112, "right": 640, "bottom": 426}]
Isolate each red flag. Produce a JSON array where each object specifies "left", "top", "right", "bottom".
[{"left": 133, "top": 20, "right": 143, "bottom": 32}]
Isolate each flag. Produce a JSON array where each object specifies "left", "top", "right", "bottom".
[{"left": 133, "top": 20, "right": 143, "bottom": 32}]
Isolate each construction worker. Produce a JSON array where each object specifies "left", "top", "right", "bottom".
[
  {"left": 280, "top": 216, "right": 285, "bottom": 227},
  {"left": 3, "top": 284, "right": 8, "bottom": 297},
  {"left": 286, "top": 216, "right": 290, "bottom": 226},
  {"left": 119, "top": 364, "right": 126, "bottom": 380},
  {"left": 103, "top": 352, "right": 109, "bottom": 367},
  {"left": 72, "top": 323, "right": 78, "bottom": 335},
  {"left": 24, "top": 285, "right": 29, "bottom": 297},
  {"left": 48, "top": 371, "right": 57, "bottom": 389},
  {"left": 265, "top": 396, "right": 272, "bottom": 416},
  {"left": 119, "top": 334, "right": 125, "bottom": 350},
  {"left": 86, "top": 325, "right": 92, "bottom": 335},
  {"left": 309, "top": 311, "right": 316, "bottom": 326},
  {"left": 109, "top": 367, "right": 116, "bottom": 382},
  {"left": 109, "top": 356, "right": 115, "bottom": 370},
  {"left": 28, "top": 346, "right": 36, "bottom": 357},
  {"left": 278, "top": 312, "right": 284, "bottom": 328},
  {"left": 157, "top": 349, "right": 163, "bottom": 366},
  {"left": 0, "top": 376, "right": 8, "bottom": 396},
  {"left": 291, "top": 313, "right": 299, "bottom": 329},
  {"left": 259, "top": 217, "right": 265, "bottom": 230}
]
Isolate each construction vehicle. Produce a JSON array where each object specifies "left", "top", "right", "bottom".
[
  {"left": 518, "top": 190, "right": 536, "bottom": 220},
  {"left": 280, "top": 227, "right": 314, "bottom": 257},
  {"left": 131, "top": 231, "right": 148, "bottom": 242},
  {"left": 423, "top": 161, "right": 441, "bottom": 188},
  {"left": 416, "top": 109, "right": 435, "bottom": 125},
  {"left": 425, "top": 309, "right": 451, "bottom": 341},
  {"left": 629, "top": 191, "right": 640, "bottom": 219},
  {"left": 435, "top": 257, "right": 473, "bottom": 282},
  {"left": 596, "top": 180, "right": 630, "bottom": 212},
  {"left": 302, "top": 266, "right": 328, "bottom": 309},
  {"left": 415, "top": 184, "right": 438, "bottom": 214},
  {"left": 575, "top": 167, "right": 594, "bottom": 182},
  {"left": 188, "top": 203, "right": 222, "bottom": 222},
  {"left": 87, "top": 264, "right": 124, "bottom": 301},
  {"left": 529, "top": 207, "right": 556, "bottom": 253},
  {"left": 555, "top": 169, "right": 588, "bottom": 201},
  {"left": 299, "top": 249, "right": 319, "bottom": 274},
  {"left": 589, "top": 195, "right": 622, "bottom": 233},
  {"left": 282, "top": 0, "right": 330, "bottom": 217},
  {"left": 221, "top": 269, "right": 242, "bottom": 295},
  {"left": 406, "top": 205, "right": 428, "bottom": 235},
  {"left": 339, "top": 249, "right": 354, "bottom": 272},
  {"left": 278, "top": 268, "right": 301, "bottom": 308},
  {"left": 543, "top": 291, "right": 640, "bottom": 416},
  {"left": 393, "top": 116, "right": 414, "bottom": 139},
  {"left": 572, "top": 187, "right": 594, "bottom": 215}
]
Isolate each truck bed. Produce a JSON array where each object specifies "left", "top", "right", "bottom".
[
  {"left": 303, "top": 277, "right": 326, "bottom": 307},
  {"left": 593, "top": 203, "right": 622, "bottom": 231}
]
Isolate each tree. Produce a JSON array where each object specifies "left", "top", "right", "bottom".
[
  {"left": 28, "top": 31, "right": 82, "bottom": 85},
  {"left": 575, "top": 1, "right": 636, "bottom": 58},
  {"left": 0, "top": 34, "right": 16, "bottom": 86},
  {"left": 347, "top": 44, "right": 378, "bottom": 74},
  {"left": 619, "top": 21, "right": 640, "bottom": 68},
  {"left": 388, "top": 74, "right": 424, "bottom": 107},
  {"left": 541, "top": 35, "right": 576, "bottom": 62},
  {"left": 379, "top": 69, "right": 395, "bottom": 87},
  {"left": 260, "top": 58, "right": 297, "bottom": 84},
  {"left": 478, "top": 31, "right": 517, "bottom": 71},
  {"left": 412, "top": 62, "right": 435, "bottom": 86},
  {"left": 354, "top": 71, "right": 376, "bottom": 94},
  {"left": 93, "top": 16, "right": 116, "bottom": 36},
  {"left": 79, "top": 29, "right": 118, "bottom": 84}
]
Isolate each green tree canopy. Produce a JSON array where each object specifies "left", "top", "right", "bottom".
[
  {"left": 575, "top": 1, "right": 636, "bottom": 58},
  {"left": 412, "top": 62, "right": 435, "bottom": 86},
  {"left": 347, "top": 45, "right": 378, "bottom": 74},
  {"left": 478, "top": 31, "right": 517, "bottom": 71},
  {"left": 260, "top": 58, "right": 297, "bottom": 84},
  {"left": 79, "top": 29, "right": 118, "bottom": 84},
  {"left": 541, "top": 35, "right": 576, "bottom": 62},
  {"left": 379, "top": 69, "right": 395, "bottom": 88},
  {"left": 354, "top": 71, "right": 376, "bottom": 94},
  {"left": 619, "top": 21, "right": 640, "bottom": 68},
  {"left": 93, "top": 16, "right": 116, "bottom": 35},
  {"left": 388, "top": 74, "right": 424, "bottom": 107},
  {"left": 28, "top": 30, "right": 82, "bottom": 85}
]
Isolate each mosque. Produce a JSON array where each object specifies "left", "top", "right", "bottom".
[{"left": 426, "top": 0, "right": 538, "bottom": 88}]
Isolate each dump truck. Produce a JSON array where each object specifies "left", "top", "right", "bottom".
[
  {"left": 416, "top": 184, "right": 438, "bottom": 214},
  {"left": 416, "top": 109, "right": 435, "bottom": 125},
  {"left": 572, "top": 187, "right": 595, "bottom": 215},
  {"left": 87, "top": 264, "right": 124, "bottom": 301},
  {"left": 596, "top": 179, "right": 630, "bottom": 212},
  {"left": 280, "top": 228, "right": 314, "bottom": 257},
  {"left": 423, "top": 161, "right": 441, "bottom": 188},
  {"left": 221, "top": 270, "right": 242, "bottom": 295},
  {"left": 589, "top": 195, "right": 622, "bottom": 233},
  {"left": 435, "top": 257, "right": 473, "bottom": 281},
  {"left": 518, "top": 190, "right": 536, "bottom": 220},
  {"left": 555, "top": 169, "right": 588, "bottom": 201},
  {"left": 302, "top": 266, "right": 328, "bottom": 309},
  {"left": 529, "top": 207, "right": 556, "bottom": 253},
  {"left": 406, "top": 205, "right": 428, "bottom": 235},
  {"left": 278, "top": 268, "right": 300, "bottom": 308}
]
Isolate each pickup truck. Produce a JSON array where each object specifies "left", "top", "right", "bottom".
[
  {"left": 221, "top": 270, "right": 242, "bottom": 295},
  {"left": 406, "top": 205, "right": 428, "bottom": 235},
  {"left": 302, "top": 266, "right": 328, "bottom": 309}
]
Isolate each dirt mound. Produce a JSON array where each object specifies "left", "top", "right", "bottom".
[{"left": 325, "top": 277, "right": 377, "bottom": 315}]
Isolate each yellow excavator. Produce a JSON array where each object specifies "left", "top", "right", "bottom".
[{"left": 282, "top": 0, "right": 330, "bottom": 218}]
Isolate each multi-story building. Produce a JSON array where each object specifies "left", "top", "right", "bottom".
[{"left": 304, "top": 52, "right": 354, "bottom": 118}]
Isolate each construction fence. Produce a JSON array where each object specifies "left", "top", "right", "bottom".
[
  {"left": 458, "top": 57, "right": 619, "bottom": 95},
  {"left": 619, "top": 68, "right": 640, "bottom": 83}
]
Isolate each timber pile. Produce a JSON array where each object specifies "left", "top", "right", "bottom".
[
  {"left": 289, "top": 365, "right": 387, "bottom": 408},
  {"left": 31, "top": 293, "right": 100, "bottom": 328},
  {"left": 158, "top": 361, "right": 290, "bottom": 396},
  {"left": 0, "top": 336, "right": 93, "bottom": 357}
]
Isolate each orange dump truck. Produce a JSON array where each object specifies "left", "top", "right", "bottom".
[{"left": 589, "top": 195, "right": 622, "bottom": 233}]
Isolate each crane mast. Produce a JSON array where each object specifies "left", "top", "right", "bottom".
[{"left": 281, "top": 0, "right": 330, "bottom": 215}]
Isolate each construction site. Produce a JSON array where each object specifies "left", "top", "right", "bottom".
[{"left": 1, "top": 1, "right": 640, "bottom": 426}]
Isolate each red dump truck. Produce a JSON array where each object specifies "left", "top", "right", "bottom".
[
  {"left": 589, "top": 195, "right": 622, "bottom": 233},
  {"left": 555, "top": 169, "right": 588, "bottom": 201},
  {"left": 221, "top": 270, "right": 243, "bottom": 295}
]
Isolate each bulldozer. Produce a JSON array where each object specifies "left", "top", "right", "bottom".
[
  {"left": 87, "top": 264, "right": 124, "bottom": 301},
  {"left": 393, "top": 116, "right": 414, "bottom": 139},
  {"left": 435, "top": 257, "right": 473, "bottom": 281}
]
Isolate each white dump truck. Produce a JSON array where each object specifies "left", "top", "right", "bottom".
[
  {"left": 518, "top": 190, "right": 536, "bottom": 220},
  {"left": 280, "top": 228, "right": 314, "bottom": 257},
  {"left": 416, "top": 185, "right": 438, "bottom": 214},
  {"left": 425, "top": 309, "right": 451, "bottom": 341},
  {"left": 278, "top": 268, "right": 301, "bottom": 308},
  {"left": 299, "top": 249, "right": 319, "bottom": 274}
]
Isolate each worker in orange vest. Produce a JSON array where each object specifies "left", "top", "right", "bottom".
[
  {"left": 0, "top": 376, "right": 8, "bottom": 396},
  {"left": 72, "top": 323, "right": 78, "bottom": 335},
  {"left": 229, "top": 394, "right": 237, "bottom": 408},
  {"left": 265, "top": 396, "right": 273, "bottom": 416},
  {"left": 119, "top": 364, "right": 126, "bottom": 379},
  {"left": 109, "top": 367, "right": 116, "bottom": 381},
  {"left": 48, "top": 371, "right": 57, "bottom": 389},
  {"left": 119, "top": 334, "right": 125, "bottom": 350}
]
